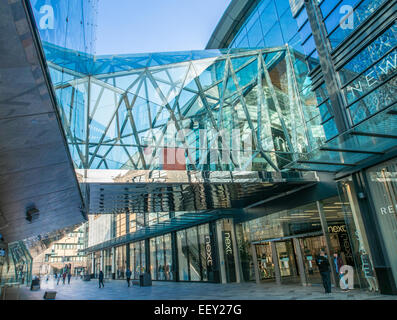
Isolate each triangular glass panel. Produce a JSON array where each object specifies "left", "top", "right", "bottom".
[
  {"left": 185, "top": 96, "right": 205, "bottom": 118},
  {"left": 230, "top": 55, "right": 255, "bottom": 72},
  {"left": 235, "top": 59, "right": 258, "bottom": 88},
  {"left": 132, "top": 97, "right": 151, "bottom": 131},
  {"left": 224, "top": 74, "right": 237, "bottom": 98},
  {"left": 145, "top": 78, "right": 165, "bottom": 105},
  {"left": 205, "top": 85, "right": 220, "bottom": 99},
  {"left": 113, "top": 73, "right": 140, "bottom": 92}
]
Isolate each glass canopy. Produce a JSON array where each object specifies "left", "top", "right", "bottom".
[
  {"left": 44, "top": 43, "right": 323, "bottom": 173},
  {"left": 286, "top": 102, "right": 397, "bottom": 173}
]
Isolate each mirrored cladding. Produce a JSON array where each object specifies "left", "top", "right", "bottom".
[
  {"left": 29, "top": 0, "right": 98, "bottom": 55},
  {"left": 45, "top": 45, "right": 325, "bottom": 172}
]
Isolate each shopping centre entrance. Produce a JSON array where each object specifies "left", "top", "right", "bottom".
[{"left": 252, "top": 230, "right": 355, "bottom": 286}]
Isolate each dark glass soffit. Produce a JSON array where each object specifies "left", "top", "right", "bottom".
[{"left": 286, "top": 102, "right": 397, "bottom": 173}]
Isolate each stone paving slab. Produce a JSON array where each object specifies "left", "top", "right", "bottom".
[{"left": 6, "top": 277, "right": 397, "bottom": 300}]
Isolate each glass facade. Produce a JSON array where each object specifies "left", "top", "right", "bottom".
[
  {"left": 236, "top": 196, "right": 376, "bottom": 288},
  {"left": 130, "top": 240, "right": 146, "bottom": 279},
  {"left": 24, "top": 0, "right": 397, "bottom": 295},
  {"left": 30, "top": 0, "right": 97, "bottom": 54},
  {"left": 115, "top": 214, "right": 127, "bottom": 237},
  {"left": 148, "top": 235, "right": 173, "bottom": 281},
  {"left": 340, "top": 22, "right": 397, "bottom": 125},
  {"left": 228, "top": 0, "right": 326, "bottom": 148},
  {"left": 337, "top": 178, "right": 380, "bottom": 291},
  {"left": 115, "top": 245, "right": 127, "bottom": 279},
  {"left": 366, "top": 159, "right": 397, "bottom": 288},
  {"left": 103, "top": 248, "right": 112, "bottom": 278},
  {"left": 320, "top": 0, "right": 388, "bottom": 49},
  {"left": 176, "top": 224, "right": 215, "bottom": 282},
  {"left": 43, "top": 45, "right": 327, "bottom": 174}
]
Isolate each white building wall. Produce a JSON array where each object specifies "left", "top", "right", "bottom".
[{"left": 88, "top": 214, "right": 113, "bottom": 247}]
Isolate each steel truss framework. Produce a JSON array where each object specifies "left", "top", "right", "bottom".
[{"left": 44, "top": 43, "right": 324, "bottom": 173}]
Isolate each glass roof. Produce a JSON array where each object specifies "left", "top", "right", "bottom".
[
  {"left": 43, "top": 42, "right": 285, "bottom": 75},
  {"left": 46, "top": 43, "right": 322, "bottom": 173},
  {"left": 286, "top": 102, "right": 397, "bottom": 173}
]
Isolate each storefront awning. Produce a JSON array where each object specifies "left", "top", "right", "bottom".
[
  {"left": 82, "top": 170, "right": 319, "bottom": 214},
  {"left": 82, "top": 209, "right": 241, "bottom": 253}
]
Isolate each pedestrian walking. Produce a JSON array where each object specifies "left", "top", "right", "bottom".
[
  {"left": 126, "top": 268, "right": 132, "bottom": 287},
  {"left": 98, "top": 270, "right": 104, "bottom": 288},
  {"left": 67, "top": 272, "right": 72, "bottom": 284},
  {"left": 62, "top": 272, "right": 67, "bottom": 285},
  {"left": 57, "top": 272, "right": 61, "bottom": 285},
  {"left": 316, "top": 249, "right": 332, "bottom": 294}
]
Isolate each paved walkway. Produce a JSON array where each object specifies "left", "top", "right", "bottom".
[{"left": 5, "top": 277, "right": 397, "bottom": 300}]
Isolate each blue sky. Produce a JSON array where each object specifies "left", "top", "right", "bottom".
[{"left": 95, "top": 0, "right": 231, "bottom": 55}]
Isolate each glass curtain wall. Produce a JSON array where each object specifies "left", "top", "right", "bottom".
[
  {"left": 339, "top": 22, "right": 397, "bottom": 126},
  {"left": 150, "top": 238, "right": 157, "bottom": 280},
  {"left": 130, "top": 240, "right": 146, "bottom": 280},
  {"left": 115, "top": 214, "right": 127, "bottom": 237},
  {"left": 228, "top": 0, "right": 327, "bottom": 148},
  {"left": 337, "top": 177, "right": 379, "bottom": 291},
  {"left": 115, "top": 245, "right": 126, "bottom": 279},
  {"left": 319, "top": 0, "right": 389, "bottom": 49},
  {"left": 236, "top": 223, "right": 255, "bottom": 282},
  {"left": 177, "top": 230, "right": 189, "bottom": 281},
  {"left": 148, "top": 235, "right": 173, "bottom": 281},
  {"left": 164, "top": 234, "right": 173, "bottom": 280},
  {"left": 29, "top": 0, "right": 97, "bottom": 54},
  {"left": 176, "top": 224, "right": 214, "bottom": 282},
  {"left": 236, "top": 197, "right": 372, "bottom": 289},
  {"left": 366, "top": 158, "right": 397, "bottom": 290},
  {"left": 103, "top": 248, "right": 112, "bottom": 278}
]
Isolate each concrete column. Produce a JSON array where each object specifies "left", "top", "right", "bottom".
[
  {"left": 270, "top": 242, "right": 281, "bottom": 285},
  {"left": 317, "top": 201, "right": 338, "bottom": 286},
  {"left": 293, "top": 238, "right": 307, "bottom": 286},
  {"left": 251, "top": 243, "right": 260, "bottom": 284}
]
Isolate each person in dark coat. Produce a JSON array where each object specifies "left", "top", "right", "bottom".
[
  {"left": 316, "top": 249, "right": 332, "bottom": 294},
  {"left": 126, "top": 268, "right": 132, "bottom": 287},
  {"left": 67, "top": 271, "right": 72, "bottom": 284},
  {"left": 98, "top": 270, "right": 104, "bottom": 288},
  {"left": 62, "top": 272, "right": 67, "bottom": 285}
]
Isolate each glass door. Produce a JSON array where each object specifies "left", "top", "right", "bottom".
[
  {"left": 299, "top": 236, "right": 325, "bottom": 284},
  {"left": 276, "top": 240, "right": 298, "bottom": 279},
  {"left": 255, "top": 242, "right": 275, "bottom": 280}
]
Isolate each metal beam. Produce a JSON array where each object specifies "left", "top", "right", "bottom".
[
  {"left": 297, "top": 160, "right": 356, "bottom": 166},
  {"left": 350, "top": 131, "right": 397, "bottom": 139},
  {"left": 319, "top": 147, "right": 384, "bottom": 155}
]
